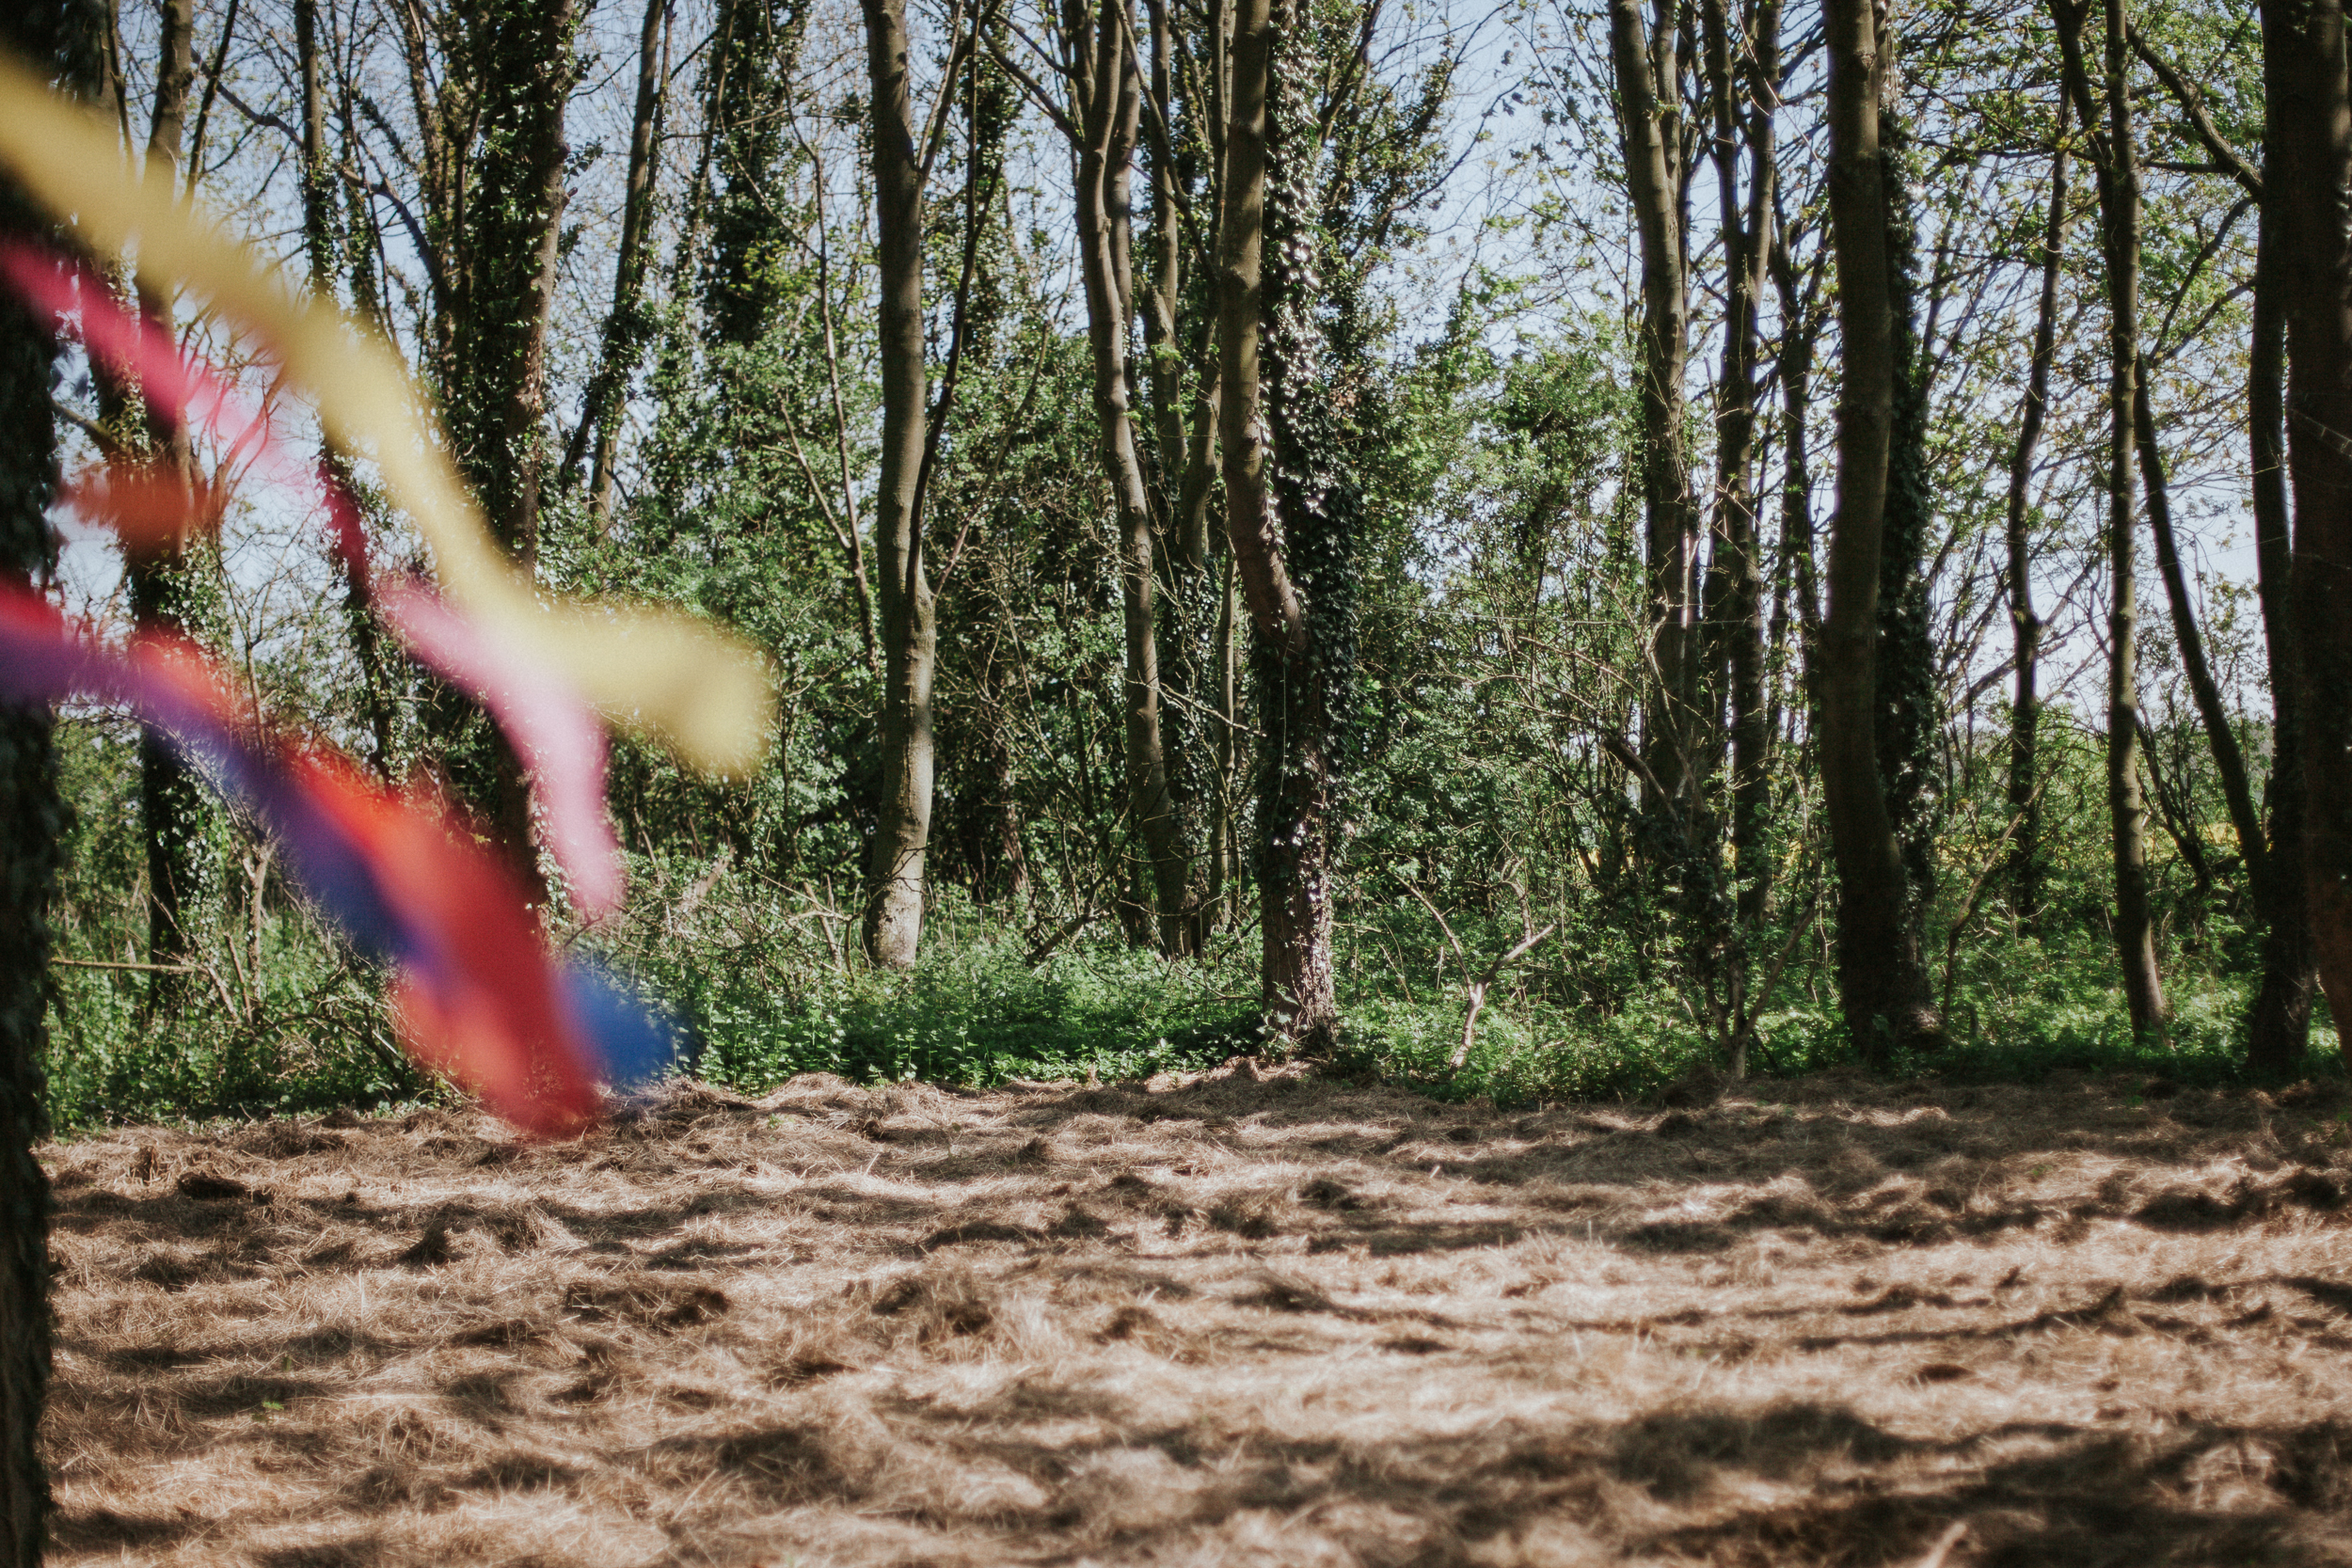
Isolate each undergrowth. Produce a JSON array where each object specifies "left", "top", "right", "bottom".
[{"left": 40, "top": 895, "right": 2339, "bottom": 1133}]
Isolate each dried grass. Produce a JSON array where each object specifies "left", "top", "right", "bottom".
[{"left": 40, "top": 1061, "right": 2352, "bottom": 1565}]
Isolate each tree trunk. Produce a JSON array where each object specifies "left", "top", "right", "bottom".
[
  {"left": 2135, "top": 365, "right": 2270, "bottom": 908},
  {"left": 0, "top": 10, "right": 76, "bottom": 1554},
  {"left": 1073, "top": 0, "right": 1195, "bottom": 956},
  {"left": 1700, "top": 0, "right": 1772, "bottom": 934},
  {"left": 2247, "top": 81, "right": 2313, "bottom": 1071},
  {"left": 1819, "top": 0, "right": 1941, "bottom": 1067},
  {"left": 1769, "top": 207, "right": 1822, "bottom": 660},
  {"left": 128, "top": 0, "right": 208, "bottom": 1007},
  {"left": 860, "top": 0, "right": 937, "bottom": 968},
  {"left": 1608, "top": 0, "right": 1696, "bottom": 808},
  {"left": 1215, "top": 0, "right": 1341, "bottom": 1046},
  {"left": 445, "top": 0, "right": 577, "bottom": 570},
  {"left": 564, "top": 0, "right": 670, "bottom": 532},
  {"left": 1876, "top": 112, "right": 1941, "bottom": 935},
  {"left": 1216, "top": 0, "right": 1291, "bottom": 659},
  {"left": 2263, "top": 0, "right": 2352, "bottom": 1068},
  {"left": 2057, "top": 0, "right": 2164, "bottom": 1034},
  {"left": 296, "top": 0, "right": 393, "bottom": 782},
  {"left": 2004, "top": 111, "right": 2066, "bottom": 931},
  {"left": 436, "top": 0, "right": 582, "bottom": 907},
  {"left": 1142, "top": 0, "right": 1201, "bottom": 575}
]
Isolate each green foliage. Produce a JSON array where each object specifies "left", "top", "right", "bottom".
[
  {"left": 653, "top": 921, "right": 1258, "bottom": 1090},
  {"left": 29, "top": 0, "right": 2322, "bottom": 1141}
]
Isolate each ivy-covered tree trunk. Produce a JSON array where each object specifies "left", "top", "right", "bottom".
[
  {"left": 0, "top": 12, "right": 72, "bottom": 1556},
  {"left": 860, "top": 0, "right": 937, "bottom": 968},
  {"left": 1818, "top": 0, "right": 1941, "bottom": 1068},
  {"left": 1215, "top": 0, "right": 1350, "bottom": 1047},
  {"left": 1876, "top": 110, "right": 1940, "bottom": 984},
  {"left": 436, "top": 0, "right": 584, "bottom": 905},
  {"left": 127, "top": 0, "right": 211, "bottom": 1006}
]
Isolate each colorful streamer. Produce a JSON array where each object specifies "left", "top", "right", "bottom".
[
  {"left": 0, "top": 589, "right": 668, "bottom": 1135},
  {"left": 0, "top": 244, "right": 625, "bottom": 920},
  {"left": 0, "top": 55, "right": 774, "bottom": 775}
]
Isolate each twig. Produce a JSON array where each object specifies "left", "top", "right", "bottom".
[
  {"left": 1404, "top": 883, "right": 1469, "bottom": 986},
  {"left": 53, "top": 956, "right": 240, "bottom": 1019},
  {"left": 1025, "top": 910, "right": 1097, "bottom": 969},
  {"left": 1451, "top": 925, "right": 1556, "bottom": 1072},
  {"left": 1909, "top": 1522, "right": 1969, "bottom": 1568}
]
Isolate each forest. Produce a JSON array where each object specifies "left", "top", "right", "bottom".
[
  {"left": 1, "top": 0, "right": 2351, "bottom": 1562},
  {"left": 0, "top": 0, "right": 2325, "bottom": 1116}
]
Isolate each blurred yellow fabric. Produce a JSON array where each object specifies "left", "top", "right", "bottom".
[{"left": 0, "top": 55, "right": 772, "bottom": 776}]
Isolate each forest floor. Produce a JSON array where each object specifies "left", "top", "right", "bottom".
[{"left": 37, "top": 1059, "right": 2352, "bottom": 1568}]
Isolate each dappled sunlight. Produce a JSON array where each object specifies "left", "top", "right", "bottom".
[{"left": 39, "top": 1065, "right": 2352, "bottom": 1565}]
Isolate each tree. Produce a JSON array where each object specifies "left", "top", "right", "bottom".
[
  {"left": 1048, "top": 0, "right": 1198, "bottom": 954},
  {"left": 295, "top": 0, "right": 393, "bottom": 779},
  {"left": 860, "top": 0, "right": 938, "bottom": 967},
  {"left": 1818, "top": 0, "right": 1943, "bottom": 1065},
  {"left": 1215, "top": 0, "right": 1364, "bottom": 1043},
  {"left": 2003, "top": 103, "right": 2066, "bottom": 929},
  {"left": 435, "top": 0, "right": 585, "bottom": 903},
  {"left": 0, "top": 15, "right": 76, "bottom": 1560},
  {"left": 2246, "top": 16, "right": 2313, "bottom": 1069},
  {"left": 125, "top": 0, "right": 212, "bottom": 1004},
  {"left": 2053, "top": 0, "right": 2164, "bottom": 1034},
  {"left": 562, "top": 0, "right": 671, "bottom": 532},
  {"left": 2262, "top": 0, "right": 2352, "bottom": 1069},
  {"left": 1697, "top": 0, "right": 1774, "bottom": 931},
  {"left": 1606, "top": 0, "right": 1696, "bottom": 813}
]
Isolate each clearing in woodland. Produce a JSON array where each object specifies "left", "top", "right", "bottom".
[{"left": 40, "top": 1062, "right": 2352, "bottom": 1567}]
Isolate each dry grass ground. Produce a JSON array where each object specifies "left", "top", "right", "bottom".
[{"left": 37, "top": 1060, "right": 2352, "bottom": 1567}]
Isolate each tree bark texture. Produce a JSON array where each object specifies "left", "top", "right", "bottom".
[
  {"left": 0, "top": 9, "right": 78, "bottom": 1553},
  {"left": 129, "top": 0, "right": 209, "bottom": 1004},
  {"left": 2057, "top": 0, "right": 2164, "bottom": 1034},
  {"left": 2263, "top": 0, "right": 2352, "bottom": 1067},
  {"left": 1819, "top": 0, "right": 1940, "bottom": 1066},
  {"left": 2004, "top": 114, "right": 2066, "bottom": 931},
  {"left": 1700, "top": 0, "right": 1773, "bottom": 927},
  {"left": 861, "top": 0, "right": 938, "bottom": 967},
  {"left": 1072, "top": 0, "right": 1195, "bottom": 956},
  {"left": 1608, "top": 0, "right": 1696, "bottom": 808},
  {"left": 1215, "top": 0, "right": 1345, "bottom": 1046},
  {"left": 431, "top": 0, "right": 583, "bottom": 905},
  {"left": 2247, "top": 76, "right": 2313, "bottom": 1070},
  {"left": 565, "top": 0, "right": 670, "bottom": 531}
]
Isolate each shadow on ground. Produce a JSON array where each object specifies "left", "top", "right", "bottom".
[{"left": 38, "top": 1062, "right": 2352, "bottom": 1565}]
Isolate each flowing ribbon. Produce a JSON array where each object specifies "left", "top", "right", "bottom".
[
  {"left": 0, "top": 245, "right": 625, "bottom": 919},
  {"left": 0, "top": 589, "right": 672, "bottom": 1135},
  {"left": 0, "top": 55, "right": 773, "bottom": 774}
]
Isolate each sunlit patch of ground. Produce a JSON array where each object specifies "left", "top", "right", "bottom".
[{"left": 39, "top": 1060, "right": 2352, "bottom": 1566}]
